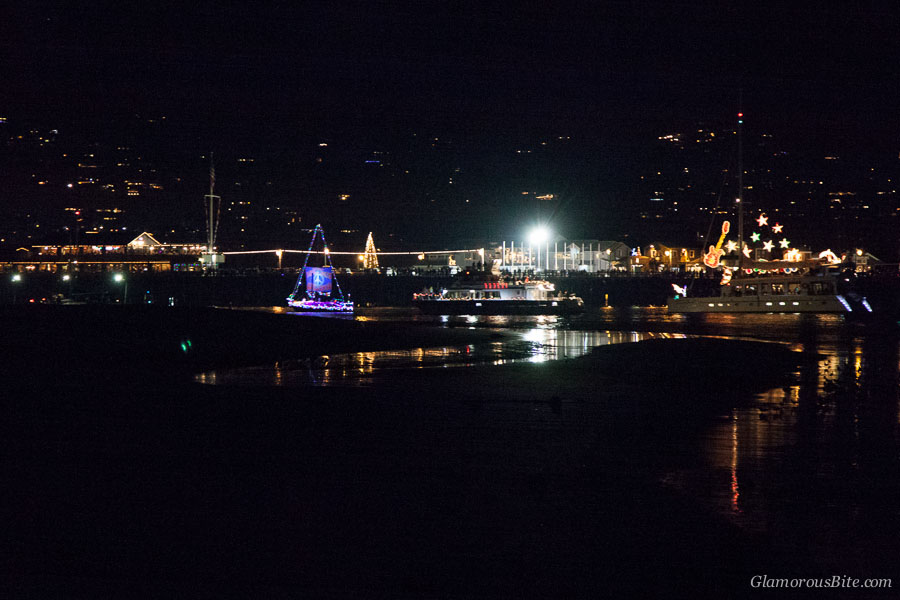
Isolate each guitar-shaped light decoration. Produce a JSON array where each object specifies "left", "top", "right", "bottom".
[{"left": 702, "top": 220, "right": 731, "bottom": 268}]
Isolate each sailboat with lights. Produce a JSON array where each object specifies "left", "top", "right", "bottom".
[
  {"left": 667, "top": 112, "right": 871, "bottom": 314},
  {"left": 286, "top": 224, "right": 354, "bottom": 312}
]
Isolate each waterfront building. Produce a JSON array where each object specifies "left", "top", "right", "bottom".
[
  {"left": 495, "top": 239, "right": 632, "bottom": 274},
  {"left": 1, "top": 231, "right": 207, "bottom": 273},
  {"left": 29, "top": 231, "right": 206, "bottom": 257}
]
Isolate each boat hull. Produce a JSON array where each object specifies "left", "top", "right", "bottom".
[
  {"left": 287, "top": 299, "right": 354, "bottom": 313},
  {"left": 668, "top": 295, "right": 851, "bottom": 313},
  {"left": 414, "top": 298, "right": 584, "bottom": 316}
]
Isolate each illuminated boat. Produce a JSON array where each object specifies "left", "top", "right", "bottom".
[
  {"left": 668, "top": 112, "right": 872, "bottom": 315},
  {"left": 286, "top": 225, "right": 354, "bottom": 313},
  {"left": 667, "top": 268, "right": 871, "bottom": 314},
  {"left": 413, "top": 276, "right": 584, "bottom": 315}
]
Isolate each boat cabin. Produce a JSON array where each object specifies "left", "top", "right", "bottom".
[
  {"left": 726, "top": 275, "right": 839, "bottom": 299},
  {"left": 441, "top": 280, "right": 556, "bottom": 301}
]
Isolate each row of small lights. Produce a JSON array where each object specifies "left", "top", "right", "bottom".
[{"left": 10, "top": 273, "right": 126, "bottom": 282}]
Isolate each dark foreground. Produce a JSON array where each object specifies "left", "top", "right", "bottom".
[{"left": 3, "top": 307, "right": 897, "bottom": 598}]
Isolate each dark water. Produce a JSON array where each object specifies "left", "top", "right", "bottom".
[{"left": 199, "top": 307, "right": 900, "bottom": 585}]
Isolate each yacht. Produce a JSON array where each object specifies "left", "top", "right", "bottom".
[
  {"left": 413, "top": 276, "right": 584, "bottom": 315},
  {"left": 668, "top": 268, "right": 871, "bottom": 314}
]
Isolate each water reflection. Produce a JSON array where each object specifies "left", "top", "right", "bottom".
[
  {"left": 663, "top": 317, "right": 900, "bottom": 565},
  {"left": 195, "top": 329, "right": 687, "bottom": 386},
  {"left": 200, "top": 307, "right": 900, "bottom": 572}
]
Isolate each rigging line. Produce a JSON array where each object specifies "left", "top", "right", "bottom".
[
  {"left": 291, "top": 225, "right": 320, "bottom": 298},
  {"left": 703, "top": 167, "right": 732, "bottom": 253},
  {"left": 223, "top": 248, "right": 485, "bottom": 256},
  {"left": 317, "top": 226, "right": 346, "bottom": 300}
]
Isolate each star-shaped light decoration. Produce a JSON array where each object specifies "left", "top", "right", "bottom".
[
  {"left": 772, "top": 223, "right": 783, "bottom": 234},
  {"left": 750, "top": 232, "right": 761, "bottom": 242},
  {"left": 742, "top": 245, "right": 752, "bottom": 258},
  {"left": 779, "top": 238, "right": 790, "bottom": 249},
  {"left": 725, "top": 240, "right": 738, "bottom": 253},
  {"left": 762, "top": 240, "right": 774, "bottom": 252},
  {"left": 757, "top": 213, "right": 768, "bottom": 227}
]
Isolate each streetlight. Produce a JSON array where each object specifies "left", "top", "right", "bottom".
[
  {"left": 113, "top": 272, "right": 128, "bottom": 305},
  {"left": 61, "top": 273, "right": 73, "bottom": 302},
  {"left": 11, "top": 273, "right": 22, "bottom": 304}
]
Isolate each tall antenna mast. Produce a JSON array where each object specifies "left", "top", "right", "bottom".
[
  {"left": 737, "top": 104, "right": 744, "bottom": 269},
  {"left": 203, "top": 153, "right": 222, "bottom": 271}
]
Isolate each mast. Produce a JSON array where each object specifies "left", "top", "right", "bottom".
[
  {"left": 203, "top": 153, "right": 221, "bottom": 271},
  {"left": 737, "top": 108, "right": 744, "bottom": 269}
]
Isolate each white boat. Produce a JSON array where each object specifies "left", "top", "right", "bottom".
[
  {"left": 668, "top": 269, "right": 872, "bottom": 314},
  {"left": 413, "top": 276, "right": 584, "bottom": 315},
  {"left": 668, "top": 110, "right": 873, "bottom": 315}
]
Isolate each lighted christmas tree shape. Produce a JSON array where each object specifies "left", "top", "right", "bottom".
[{"left": 363, "top": 232, "right": 379, "bottom": 269}]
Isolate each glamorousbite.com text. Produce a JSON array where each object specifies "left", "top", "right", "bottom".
[{"left": 751, "top": 575, "right": 891, "bottom": 589}]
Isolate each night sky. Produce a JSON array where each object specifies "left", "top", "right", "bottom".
[{"left": 3, "top": 2, "right": 899, "bottom": 244}]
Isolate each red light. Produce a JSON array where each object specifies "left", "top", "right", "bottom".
[{"left": 737, "top": 112, "right": 743, "bottom": 118}]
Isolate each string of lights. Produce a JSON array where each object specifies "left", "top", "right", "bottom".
[{"left": 221, "top": 249, "right": 484, "bottom": 256}]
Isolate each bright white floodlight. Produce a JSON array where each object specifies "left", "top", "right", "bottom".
[{"left": 528, "top": 226, "right": 551, "bottom": 246}]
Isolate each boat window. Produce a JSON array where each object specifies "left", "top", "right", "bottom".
[{"left": 772, "top": 284, "right": 784, "bottom": 295}]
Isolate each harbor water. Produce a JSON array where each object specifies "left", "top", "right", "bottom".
[
  {"left": 6, "top": 305, "right": 899, "bottom": 596},
  {"left": 197, "top": 308, "right": 900, "bottom": 589}
]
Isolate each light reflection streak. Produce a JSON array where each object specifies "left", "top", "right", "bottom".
[
  {"left": 731, "top": 412, "right": 740, "bottom": 513},
  {"left": 195, "top": 329, "right": 688, "bottom": 386}
]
